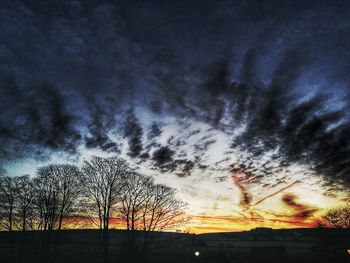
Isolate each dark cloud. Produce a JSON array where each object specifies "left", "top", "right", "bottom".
[
  {"left": 282, "top": 193, "right": 318, "bottom": 220},
  {"left": 149, "top": 100, "right": 163, "bottom": 114},
  {"left": 236, "top": 90, "right": 349, "bottom": 185},
  {"left": 152, "top": 146, "right": 174, "bottom": 166},
  {"left": 194, "top": 138, "right": 217, "bottom": 153},
  {"left": 148, "top": 122, "right": 162, "bottom": 140},
  {"left": 151, "top": 145, "right": 195, "bottom": 177},
  {"left": 123, "top": 108, "right": 143, "bottom": 158},
  {"left": 174, "top": 160, "right": 195, "bottom": 177},
  {"left": 0, "top": 0, "right": 349, "bottom": 191},
  {"left": 0, "top": 74, "right": 80, "bottom": 161},
  {"left": 84, "top": 103, "right": 119, "bottom": 153},
  {"left": 230, "top": 167, "right": 254, "bottom": 208}
]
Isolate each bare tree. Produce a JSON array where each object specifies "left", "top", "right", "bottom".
[
  {"left": 139, "top": 182, "right": 188, "bottom": 256},
  {"left": 13, "top": 175, "right": 35, "bottom": 231},
  {"left": 35, "top": 166, "right": 60, "bottom": 230},
  {"left": 55, "top": 165, "right": 81, "bottom": 230},
  {"left": 140, "top": 183, "right": 187, "bottom": 232},
  {"left": 119, "top": 172, "right": 154, "bottom": 231},
  {"left": 0, "top": 176, "right": 16, "bottom": 231},
  {"left": 119, "top": 173, "right": 187, "bottom": 232},
  {"left": 81, "top": 156, "right": 128, "bottom": 230},
  {"left": 35, "top": 164, "right": 81, "bottom": 230},
  {"left": 119, "top": 172, "right": 188, "bottom": 258},
  {"left": 322, "top": 203, "right": 350, "bottom": 228}
]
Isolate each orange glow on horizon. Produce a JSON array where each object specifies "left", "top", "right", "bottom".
[
  {"left": 182, "top": 214, "right": 318, "bottom": 234},
  {"left": 60, "top": 213, "right": 320, "bottom": 234}
]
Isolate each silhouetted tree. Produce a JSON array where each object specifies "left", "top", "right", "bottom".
[
  {"left": 119, "top": 172, "right": 188, "bottom": 257},
  {"left": 13, "top": 175, "right": 35, "bottom": 231},
  {"left": 141, "top": 183, "right": 188, "bottom": 256},
  {"left": 140, "top": 183, "right": 187, "bottom": 232},
  {"left": 81, "top": 156, "right": 128, "bottom": 229},
  {"left": 0, "top": 176, "right": 16, "bottom": 231},
  {"left": 55, "top": 165, "right": 81, "bottom": 230},
  {"left": 119, "top": 173, "right": 187, "bottom": 232},
  {"left": 35, "top": 164, "right": 81, "bottom": 230},
  {"left": 35, "top": 166, "right": 60, "bottom": 230},
  {"left": 322, "top": 203, "right": 350, "bottom": 228},
  {"left": 0, "top": 157, "right": 188, "bottom": 239},
  {"left": 119, "top": 172, "right": 154, "bottom": 231}
]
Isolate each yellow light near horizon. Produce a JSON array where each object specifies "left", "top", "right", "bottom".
[{"left": 347, "top": 249, "right": 350, "bottom": 255}]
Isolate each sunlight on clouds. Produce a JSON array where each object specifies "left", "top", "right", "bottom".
[{"left": 3, "top": 107, "right": 349, "bottom": 232}]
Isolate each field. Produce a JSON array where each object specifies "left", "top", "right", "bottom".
[{"left": 0, "top": 228, "right": 349, "bottom": 263}]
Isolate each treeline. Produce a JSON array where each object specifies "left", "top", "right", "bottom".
[{"left": 0, "top": 156, "right": 187, "bottom": 232}]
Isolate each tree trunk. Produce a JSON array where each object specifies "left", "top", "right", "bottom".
[
  {"left": 9, "top": 206, "right": 13, "bottom": 231},
  {"left": 131, "top": 209, "right": 135, "bottom": 231},
  {"left": 58, "top": 215, "right": 63, "bottom": 230},
  {"left": 22, "top": 209, "right": 27, "bottom": 231}
]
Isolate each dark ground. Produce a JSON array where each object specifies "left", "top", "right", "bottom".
[{"left": 0, "top": 228, "right": 349, "bottom": 263}]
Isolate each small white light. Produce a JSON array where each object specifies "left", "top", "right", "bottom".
[{"left": 194, "top": 251, "right": 200, "bottom": 257}]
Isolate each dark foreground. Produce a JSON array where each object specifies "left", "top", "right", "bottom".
[{"left": 0, "top": 228, "right": 349, "bottom": 263}]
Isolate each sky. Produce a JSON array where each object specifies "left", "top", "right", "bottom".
[{"left": 0, "top": 0, "right": 350, "bottom": 233}]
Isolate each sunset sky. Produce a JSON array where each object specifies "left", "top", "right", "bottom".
[{"left": 1, "top": 0, "right": 350, "bottom": 233}]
